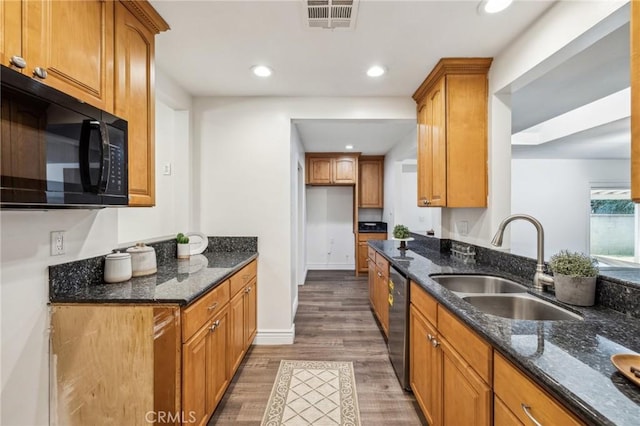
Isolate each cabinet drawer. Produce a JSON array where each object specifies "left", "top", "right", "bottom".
[
  {"left": 358, "top": 232, "right": 386, "bottom": 242},
  {"left": 494, "top": 352, "right": 583, "bottom": 426},
  {"left": 182, "top": 281, "right": 230, "bottom": 342},
  {"left": 367, "top": 246, "right": 376, "bottom": 260},
  {"left": 230, "top": 259, "right": 258, "bottom": 296},
  {"left": 438, "top": 306, "right": 492, "bottom": 383},
  {"left": 375, "top": 252, "right": 389, "bottom": 276},
  {"left": 410, "top": 281, "right": 437, "bottom": 326}
]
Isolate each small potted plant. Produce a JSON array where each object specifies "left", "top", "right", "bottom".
[
  {"left": 548, "top": 250, "right": 599, "bottom": 306},
  {"left": 176, "top": 233, "right": 190, "bottom": 259},
  {"left": 392, "top": 224, "right": 412, "bottom": 249}
]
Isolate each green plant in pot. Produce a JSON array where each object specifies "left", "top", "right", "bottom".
[
  {"left": 393, "top": 224, "right": 411, "bottom": 249},
  {"left": 548, "top": 250, "right": 599, "bottom": 306},
  {"left": 176, "top": 233, "right": 190, "bottom": 259}
]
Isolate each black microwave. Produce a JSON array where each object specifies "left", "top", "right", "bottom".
[{"left": 1, "top": 65, "right": 128, "bottom": 208}]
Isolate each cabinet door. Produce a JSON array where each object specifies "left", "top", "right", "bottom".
[
  {"left": 24, "top": 0, "right": 114, "bottom": 110},
  {"left": 357, "top": 241, "right": 369, "bottom": 272},
  {"left": 307, "top": 157, "right": 333, "bottom": 184},
  {"left": 244, "top": 279, "right": 257, "bottom": 348},
  {"left": 206, "top": 309, "right": 229, "bottom": 414},
  {"left": 359, "top": 158, "right": 383, "bottom": 207},
  {"left": 333, "top": 156, "right": 357, "bottom": 184},
  {"left": 494, "top": 396, "right": 524, "bottom": 426},
  {"left": 115, "top": 1, "right": 156, "bottom": 206},
  {"left": 428, "top": 78, "right": 447, "bottom": 207},
  {"left": 1, "top": 0, "right": 22, "bottom": 69},
  {"left": 417, "top": 100, "right": 432, "bottom": 207},
  {"left": 183, "top": 325, "right": 209, "bottom": 426},
  {"left": 375, "top": 268, "right": 389, "bottom": 337},
  {"left": 410, "top": 305, "right": 441, "bottom": 426},
  {"left": 440, "top": 338, "right": 491, "bottom": 426},
  {"left": 228, "top": 291, "right": 245, "bottom": 377}
]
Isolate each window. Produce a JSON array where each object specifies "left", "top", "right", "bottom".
[{"left": 590, "top": 189, "right": 639, "bottom": 266}]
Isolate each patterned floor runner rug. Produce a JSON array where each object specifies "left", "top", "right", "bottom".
[{"left": 261, "top": 360, "right": 361, "bottom": 426}]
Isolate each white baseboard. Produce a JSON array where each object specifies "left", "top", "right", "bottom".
[
  {"left": 298, "top": 267, "right": 308, "bottom": 286},
  {"left": 306, "top": 263, "right": 355, "bottom": 270},
  {"left": 254, "top": 325, "right": 296, "bottom": 345}
]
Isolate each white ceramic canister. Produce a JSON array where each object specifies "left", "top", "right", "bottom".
[
  {"left": 104, "top": 252, "right": 133, "bottom": 283},
  {"left": 126, "top": 243, "right": 158, "bottom": 277}
]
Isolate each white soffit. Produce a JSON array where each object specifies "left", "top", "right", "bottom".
[{"left": 511, "top": 88, "right": 630, "bottom": 146}]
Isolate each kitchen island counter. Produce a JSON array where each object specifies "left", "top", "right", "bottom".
[{"left": 370, "top": 239, "right": 640, "bottom": 426}]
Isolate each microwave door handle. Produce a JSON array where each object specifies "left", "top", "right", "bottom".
[
  {"left": 79, "top": 120, "right": 100, "bottom": 192},
  {"left": 97, "top": 121, "right": 110, "bottom": 194}
]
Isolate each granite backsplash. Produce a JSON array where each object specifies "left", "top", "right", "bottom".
[
  {"left": 407, "top": 232, "right": 640, "bottom": 318},
  {"left": 49, "top": 236, "right": 257, "bottom": 298}
]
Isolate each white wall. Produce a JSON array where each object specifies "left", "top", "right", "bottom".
[
  {"left": 443, "top": 0, "right": 629, "bottom": 251},
  {"left": 192, "top": 96, "right": 416, "bottom": 343},
  {"left": 290, "top": 124, "right": 305, "bottom": 318},
  {"left": 382, "top": 128, "right": 442, "bottom": 237},
  {"left": 511, "top": 159, "right": 630, "bottom": 260},
  {"left": 0, "top": 69, "right": 192, "bottom": 426},
  {"left": 306, "top": 186, "right": 355, "bottom": 269}
]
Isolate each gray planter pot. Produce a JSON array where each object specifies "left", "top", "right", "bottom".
[{"left": 554, "top": 274, "right": 597, "bottom": 306}]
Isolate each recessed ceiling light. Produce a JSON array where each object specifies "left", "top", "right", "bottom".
[
  {"left": 251, "top": 65, "right": 273, "bottom": 77},
  {"left": 478, "top": 0, "right": 513, "bottom": 14},
  {"left": 366, "top": 65, "right": 386, "bottom": 78},
  {"left": 345, "top": 145, "right": 354, "bottom": 150}
]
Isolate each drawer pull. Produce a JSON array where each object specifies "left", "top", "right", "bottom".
[
  {"left": 431, "top": 338, "right": 440, "bottom": 348},
  {"left": 521, "top": 404, "right": 542, "bottom": 426},
  {"left": 209, "top": 320, "right": 220, "bottom": 332},
  {"left": 9, "top": 56, "right": 26, "bottom": 69},
  {"left": 377, "top": 271, "right": 382, "bottom": 278},
  {"left": 245, "top": 286, "right": 252, "bottom": 294},
  {"left": 207, "top": 302, "right": 219, "bottom": 311},
  {"left": 427, "top": 333, "right": 434, "bottom": 341}
]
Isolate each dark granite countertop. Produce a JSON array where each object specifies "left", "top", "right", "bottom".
[
  {"left": 370, "top": 240, "right": 640, "bottom": 426},
  {"left": 50, "top": 251, "right": 258, "bottom": 305}
]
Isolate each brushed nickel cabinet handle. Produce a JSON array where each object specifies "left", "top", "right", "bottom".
[
  {"left": 422, "top": 199, "right": 431, "bottom": 206},
  {"left": 431, "top": 338, "right": 440, "bottom": 348},
  {"left": 427, "top": 333, "right": 434, "bottom": 341},
  {"left": 521, "top": 404, "right": 542, "bottom": 426},
  {"left": 377, "top": 271, "right": 382, "bottom": 278},
  {"left": 207, "top": 302, "right": 218, "bottom": 311},
  {"left": 209, "top": 320, "right": 220, "bottom": 332},
  {"left": 33, "top": 67, "right": 48, "bottom": 79},
  {"left": 245, "top": 286, "right": 252, "bottom": 293},
  {"left": 9, "top": 56, "right": 26, "bottom": 69}
]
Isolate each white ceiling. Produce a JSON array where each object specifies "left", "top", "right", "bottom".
[
  {"left": 150, "top": 1, "right": 630, "bottom": 158},
  {"left": 151, "top": 0, "right": 554, "bottom": 97}
]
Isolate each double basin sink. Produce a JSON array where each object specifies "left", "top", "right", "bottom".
[{"left": 430, "top": 275, "right": 582, "bottom": 321}]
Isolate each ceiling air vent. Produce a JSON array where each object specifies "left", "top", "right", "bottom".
[{"left": 304, "top": 0, "right": 359, "bottom": 30}]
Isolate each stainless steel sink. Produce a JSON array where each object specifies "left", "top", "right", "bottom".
[
  {"left": 430, "top": 274, "right": 527, "bottom": 294},
  {"left": 462, "top": 294, "right": 582, "bottom": 321}
]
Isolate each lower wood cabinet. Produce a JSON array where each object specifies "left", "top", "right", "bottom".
[
  {"left": 368, "top": 251, "right": 389, "bottom": 337},
  {"left": 410, "top": 280, "right": 585, "bottom": 426},
  {"left": 494, "top": 352, "right": 584, "bottom": 426},
  {"left": 410, "top": 281, "right": 491, "bottom": 426},
  {"left": 50, "top": 258, "right": 258, "bottom": 426}
]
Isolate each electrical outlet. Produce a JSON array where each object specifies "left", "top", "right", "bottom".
[
  {"left": 163, "top": 162, "right": 172, "bottom": 176},
  {"left": 457, "top": 221, "right": 469, "bottom": 236},
  {"left": 51, "top": 231, "right": 66, "bottom": 256}
]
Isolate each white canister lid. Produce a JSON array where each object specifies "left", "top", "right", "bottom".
[
  {"left": 126, "top": 243, "right": 154, "bottom": 254},
  {"left": 106, "top": 251, "right": 131, "bottom": 260}
]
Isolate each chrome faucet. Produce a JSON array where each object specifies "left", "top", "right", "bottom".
[{"left": 491, "top": 214, "right": 554, "bottom": 291}]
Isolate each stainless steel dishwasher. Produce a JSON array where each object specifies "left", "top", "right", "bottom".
[{"left": 388, "top": 265, "right": 411, "bottom": 391}]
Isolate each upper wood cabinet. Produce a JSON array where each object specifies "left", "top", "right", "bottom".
[
  {"left": 413, "top": 58, "right": 492, "bottom": 208},
  {"left": 632, "top": 1, "right": 640, "bottom": 201},
  {"left": 359, "top": 156, "right": 384, "bottom": 208},
  {"left": 2, "top": 0, "right": 114, "bottom": 111},
  {"left": 306, "top": 153, "right": 358, "bottom": 185},
  {"left": 115, "top": 1, "right": 168, "bottom": 206}
]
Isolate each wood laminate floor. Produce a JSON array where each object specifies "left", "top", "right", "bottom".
[{"left": 208, "top": 270, "right": 426, "bottom": 425}]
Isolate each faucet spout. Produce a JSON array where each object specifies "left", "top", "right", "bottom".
[{"left": 491, "top": 214, "right": 554, "bottom": 291}]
